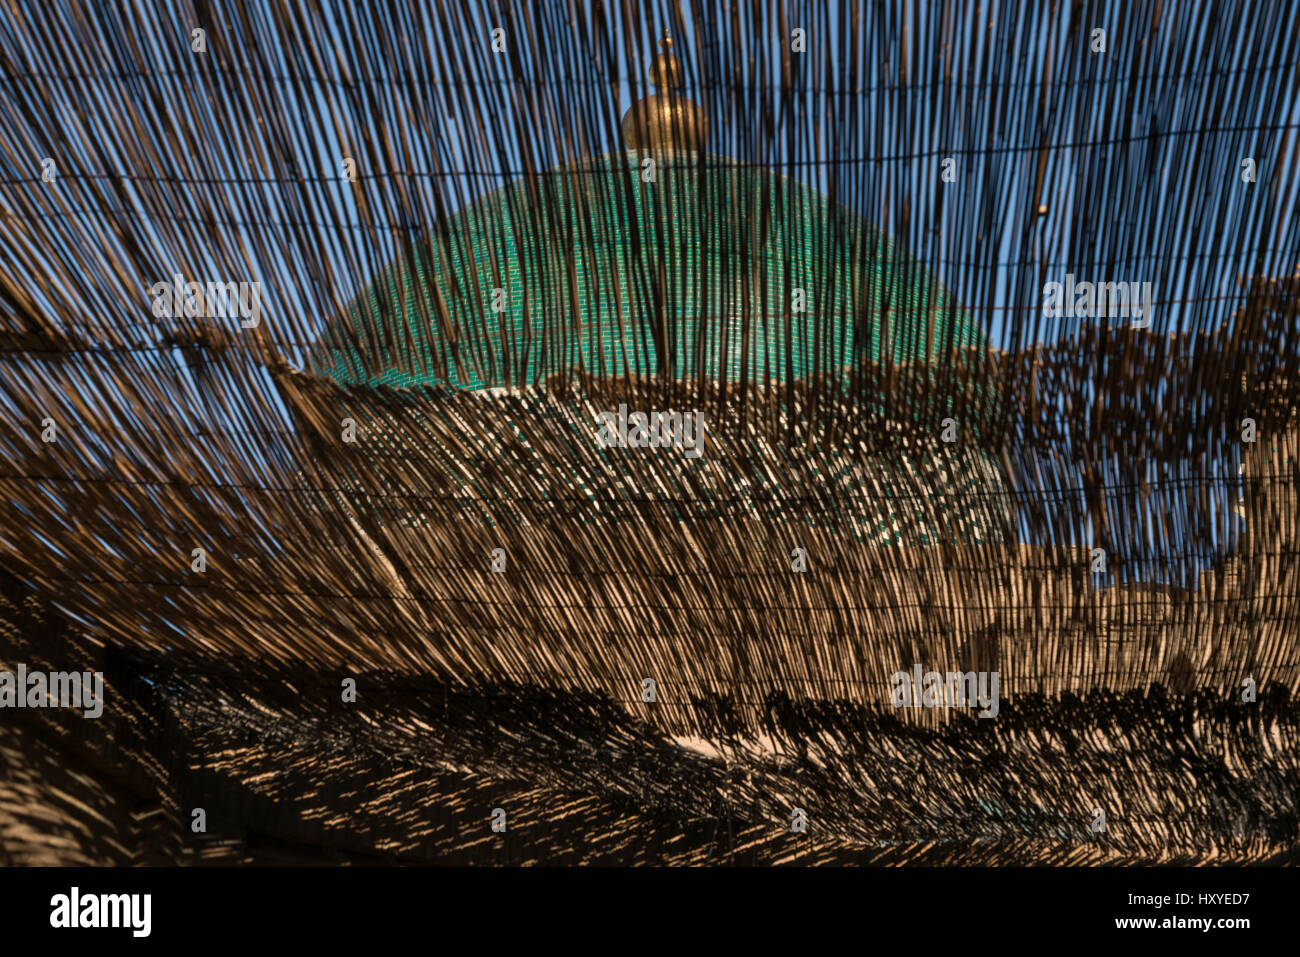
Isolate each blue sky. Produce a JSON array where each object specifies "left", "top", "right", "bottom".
[
  {"left": 226, "top": 0, "right": 1300, "bottom": 358},
  {"left": 4, "top": 0, "right": 1298, "bottom": 586}
]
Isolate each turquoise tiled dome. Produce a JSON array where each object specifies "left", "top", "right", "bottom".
[
  {"left": 317, "top": 152, "right": 985, "bottom": 390},
  {"left": 314, "top": 152, "right": 1013, "bottom": 545}
]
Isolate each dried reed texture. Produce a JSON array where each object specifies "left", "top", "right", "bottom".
[
  {"left": 0, "top": 1, "right": 1298, "bottom": 864},
  {"left": 1, "top": 305, "right": 1295, "bottom": 733},
  {"left": 2, "top": 577, "right": 1297, "bottom": 865}
]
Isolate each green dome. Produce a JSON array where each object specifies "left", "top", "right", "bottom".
[
  {"left": 313, "top": 152, "right": 1013, "bottom": 546},
  {"left": 317, "top": 152, "right": 985, "bottom": 390}
]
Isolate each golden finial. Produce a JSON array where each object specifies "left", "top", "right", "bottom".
[
  {"left": 650, "top": 30, "right": 682, "bottom": 87},
  {"left": 621, "top": 29, "right": 709, "bottom": 151}
]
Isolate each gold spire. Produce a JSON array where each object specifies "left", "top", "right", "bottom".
[{"left": 621, "top": 30, "right": 710, "bottom": 152}]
